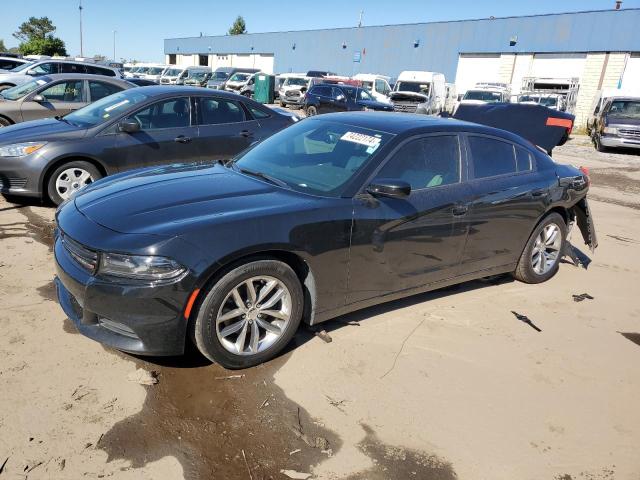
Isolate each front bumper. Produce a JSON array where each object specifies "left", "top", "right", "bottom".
[
  {"left": 0, "top": 154, "right": 44, "bottom": 197},
  {"left": 600, "top": 134, "right": 640, "bottom": 149},
  {"left": 54, "top": 231, "right": 193, "bottom": 356}
]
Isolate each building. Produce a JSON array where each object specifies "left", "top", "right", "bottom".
[{"left": 165, "top": 8, "right": 640, "bottom": 126}]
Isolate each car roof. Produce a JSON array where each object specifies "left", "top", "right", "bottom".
[
  {"left": 608, "top": 96, "right": 640, "bottom": 102},
  {"left": 128, "top": 85, "right": 261, "bottom": 99},
  {"left": 310, "top": 111, "right": 527, "bottom": 140},
  {"left": 33, "top": 73, "right": 129, "bottom": 83}
]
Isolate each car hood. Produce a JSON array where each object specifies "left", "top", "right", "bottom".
[
  {"left": 606, "top": 116, "right": 640, "bottom": 127},
  {"left": 357, "top": 99, "right": 393, "bottom": 110},
  {"left": 74, "top": 163, "right": 307, "bottom": 236},
  {"left": 0, "top": 118, "right": 87, "bottom": 144}
]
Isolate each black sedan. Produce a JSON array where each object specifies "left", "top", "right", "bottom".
[
  {"left": 304, "top": 83, "right": 393, "bottom": 116},
  {"left": 0, "top": 86, "right": 295, "bottom": 204},
  {"left": 54, "top": 112, "right": 597, "bottom": 369}
]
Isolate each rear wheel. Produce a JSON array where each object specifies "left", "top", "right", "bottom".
[
  {"left": 306, "top": 106, "right": 318, "bottom": 116},
  {"left": 513, "top": 213, "right": 566, "bottom": 284},
  {"left": 0, "top": 116, "right": 12, "bottom": 128},
  {"left": 193, "top": 259, "right": 304, "bottom": 369},
  {"left": 47, "top": 161, "right": 102, "bottom": 206}
]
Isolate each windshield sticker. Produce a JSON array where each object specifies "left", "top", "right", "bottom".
[
  {"left": 36, "top": 79, "right": 47, "bottom": 85},
  {"left": 104, "top": 99, "right": 130, "bottom": 112},
  {"left": 340, "top": 131, "right": 382, "bottom": 149}
]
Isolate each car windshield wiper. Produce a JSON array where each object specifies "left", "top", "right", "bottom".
[{"left": 238, "top": 167, "right": 289, "bottom": 188}]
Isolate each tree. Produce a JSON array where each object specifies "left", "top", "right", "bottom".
[
  {"left": 13, "top": 16, "right": 67, "bottom": 56},
  {"left": 228, "top": 16, "right": 247, "bottom": 35},
  {"left": 13, "top": 16, "right": 56, "bottom": 42},
  {"left": 19, "top": 37, "right": 67, "bottom": 56},
  {"left": 0, "top": 39, "right": 6, "bottom": 52}
]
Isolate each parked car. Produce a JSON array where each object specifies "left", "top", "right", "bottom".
[
  {"left": 353, "top": 73, "right": 392, "bottom": 103},
  {"left": 138, "top": 65, "right": 172, "bottom": 83},
  {"left": 591, "top": 96, "right": 640, "bottom": 152},
  {"left": 0, "top": 60, "right": 120, "bottom": 91},
  {"left": 0, "top": 74, "right": 133, "bottom": 128},
  {"left": 517, "top": 93, "right": 566, "bottom": 112},
  {"left": 224, "top": 72, "right": 255, "bottom": 93},
  {"left": 52, "top": 111, "right": 597, "bottom": 369},
  {"left": 0, "top": 56, "right": 31, "bottom": 71},
  {"left": 184, "top": 71, "right": 212, "bottom": 87},
  {"left": 304, "top": 84, "right": 393, "bottom": 116},
  {"left": 160, "top": 66, "right": 211, "bottom": 86},
  {"left": 0, "top": 86, "right": 297, "bottom": 204},
  {"left": 205, "top": 67, "right": 260, "bottom": 90},
  {"left": 278, "top": 75, "right": 310, "bottom": 108},
  {"left": 459, "top": 86, "right": 510, "bottom": 105},
  {"left": 389, "top": 71, "right": 446, "bottom": 114}
]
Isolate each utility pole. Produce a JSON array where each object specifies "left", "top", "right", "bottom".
[
  {"left": 358, "top": 10, "right": 364, "bottom": 28},
  {"left": 79, "top": 0, "right": 84, "bottom": 57},
  {"left": 113, "top": 30, "right": 117, "bottom": 61}
]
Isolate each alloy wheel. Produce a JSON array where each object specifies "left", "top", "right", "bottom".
[
  {"left": 215, "top": 276, "right": 292, "bottom": 356},
  {"left": 531, "top": 223, "right": 562, "bottom": 275},
  {"left": 55, "top": 167, "right": 94, "bottom": 200}
]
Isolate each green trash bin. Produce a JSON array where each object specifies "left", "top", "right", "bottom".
[{"left": 254, "top": 74, "right": 275, "bottom": 104}]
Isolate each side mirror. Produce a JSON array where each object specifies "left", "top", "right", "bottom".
[
  {"left": 366, "top": 179, "right": 411, "bottom": 199},
  {"left": 32, "top": 94, "right": 45, "bottom": 103},
  {"left": 119, "top": 119, "right": 140, "bottom": 133},
  {"left": 26, "top": 69, "right": 36, "bottom": 76}
]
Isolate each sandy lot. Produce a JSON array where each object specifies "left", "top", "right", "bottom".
[{"left": 0, "top": 136, "right": 639, "bottom": 480}]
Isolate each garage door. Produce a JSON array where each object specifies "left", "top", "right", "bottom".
[
  {"left": 230, "top": 54, "right": 274, "bottom": 74},
  {"left": 621, "top": 53, "right": 640, "bottom": 90},
  {"left": 454, "top": 54, "right": 502, "bottom": 95},
  {"left": 530, "top": 53, "right": 587, "bottom": 80}
]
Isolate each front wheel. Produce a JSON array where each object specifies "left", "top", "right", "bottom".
[
  {"left": 594, "top": 134, "right": 608, "bottom": 152},
  {"left": 193, "top": 260, "right": 304, "bottom": 369},
  {"left": 0, "top": 116, "right": 12, "bottom": 128},
  {"left": 47, "top": 161, "right": 102, "bottom": 206},
  {"left": 306, "top": 105, "right": 317, "bottom": 116},
  {"left": 513, "top": 213, "right": 566, "bottom": 284}
]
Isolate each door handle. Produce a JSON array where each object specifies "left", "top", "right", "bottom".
[
  {"left": 239, "top": 130, "right": 253, "bottom": 138},
  {"left": 452, "top": 204, "right": 469, "bottom": 216},
  {"left": 174, "top": 135, "right": 192, "bottom": 144}
]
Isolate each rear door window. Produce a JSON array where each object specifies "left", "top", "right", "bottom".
[
  {"left": 468, "top": 136, "right": 518, "bottom": 179},
  {"left": 311, "top": 86, "right": 331, "bottom": 97},
  {"left": 59, "top": 63, "right": 86, "bottom": 74},
  {"left": 128, "top": 98, "right": 191, "bottom": 130},
  {"left": 88, "top": 81, "right": 123, "bottom": 101},
  {"left": 198, "top": 97, "right": 246, "bottom": 125}
]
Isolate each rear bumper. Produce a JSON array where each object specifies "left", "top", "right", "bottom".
[
  {"left": 600, "top": 135, "right": 640, "bottom": 149},
  {"left": 54, "top": 232, "right": 191, "bottom": 356}
]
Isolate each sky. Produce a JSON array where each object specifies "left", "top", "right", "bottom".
[{"left": 1, "top": 0, "right": 639, "bottom": 62}]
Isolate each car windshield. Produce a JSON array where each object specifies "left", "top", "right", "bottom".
[
  {"left": 164, "top": 68, "right": 182, "bottom": 77},
  {"left": 9, "top": 62, "right": 34, "bottom": 72},
  {"left": 229, "top": 73, "right": 251, "bottom": 82},
  {"left": 463, "top": 90, "right": 502, "bottom": 102},
  {"left": 189, "top": 72, "right": 209, "bottom": 80},
  {"left": 233, "top": 119, "right": 394, "bottom": 197},
  {"left": 395, "top": 81, "right": 430, "bottom": 95},
  {"left": 539, "top": 96, "right": 559, "bottom": 107},
  {"left": 137, "top": 67, "right": 150, "bottom": 74},
  {"left": 212, "top": 71, "right": 230, "bottom": 80},
  {"left": 0, "top": 79, "right": 44, "bottom": 100},
  {"left": 147, "top": 67, "right": 164, "bottom": 75},
  {"left": 609, "top": 100, "right": 640, "bottom": 118},
  {"left": 286, "top": 77, "right": 308, "bottom": 87},
  {"left": 64, "top": 89, "right": 150, "bottom": 128}
]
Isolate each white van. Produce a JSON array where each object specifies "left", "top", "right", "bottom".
[
  {"left": 389, "top": 71, "right": 446, "bottom": 114},
  {"left": 160, "top": 66, "right": 211, "bottom": 85},
  {"left": 139, "top": 65, "right": 172, "bottom": 83},
  {"left": 353, "top": 73, "right": 392, "bottom": 103},
  {"left": 278, "top": 74, "right": 311, "bottom": 107}
]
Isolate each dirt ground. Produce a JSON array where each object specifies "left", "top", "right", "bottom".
[{"left": 0, "top": 135, "right": 639, "bottom": 480}]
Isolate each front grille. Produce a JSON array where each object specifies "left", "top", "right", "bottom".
[
  {"left": 160, "top": 78, "right": 170, "bottom": 84},
  {"left": 286, "top": 90, "right": 300, "bottom": 98},
  {"left": 393, "top": 101, "right": 419, "bottom": 113},
  {"left": 62, "top": 233, "right": 98, "bottom": 273},
  {"left": 619, "top": 128, "right": 640, "bottom": 137}
]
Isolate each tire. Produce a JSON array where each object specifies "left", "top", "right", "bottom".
[
  {"left": 306, "top": 105, "right": 318, "bottom": 116},
  {"left": 594, "top": 134, "right": 608, "bottom": 153},
  {"left": 0, "top": 116, "right": 12, "bottom": 128},
  {"left": 46, "top": 161, "right": 102, "bottom": 206},
  {"left": 279, "top": 101, "right": 286, "bottom": 107},
  {"left": 193, "top": 259, "right": 304, "bottom": 369},
  {"left": 513, "top": 212, "right": 566, "bottom": 284}
]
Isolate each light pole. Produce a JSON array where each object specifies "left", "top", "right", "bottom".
[
  {"left": 79, "top": 0, "right": 84, "bottom": 57},
  {"left": 112, "top": 30, "right": 117, "bottom": 61}
]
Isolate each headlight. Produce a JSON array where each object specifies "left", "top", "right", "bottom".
[
  {"left": 603, "top": 126, "right": 618, "bottom": 135},
  {"left": 99, "top": 253, "right": 186, "bottom": 280},
  {"left": 0, "top": 142, "right": 47, "bottom": 157},
  {"left": 363, "top": 107, "right": 372, "bottom": 112}
]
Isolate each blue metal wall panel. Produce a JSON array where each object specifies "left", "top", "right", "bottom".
[{"left": 164, "top": 9, "right": 640, "bottom": 80}]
